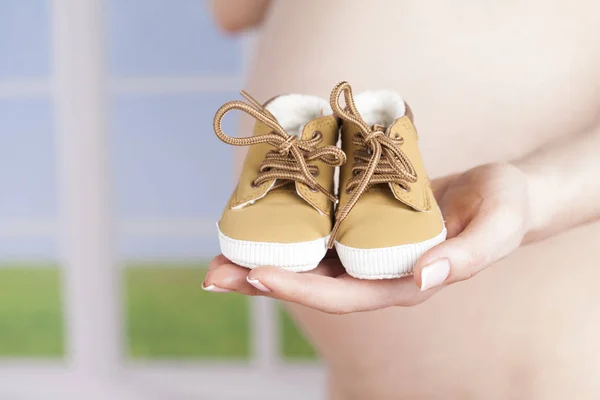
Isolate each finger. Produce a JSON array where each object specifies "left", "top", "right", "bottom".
[
  {"left": 203, "top": 255, "right": 345, "bottom": 296},
  {"left": 437, "top": 188, "right": 484, "bottom": 239},
  {"left": 431, "top": 173, "right": 482, "bottom": 239},
  {"left": 247, "top": 263, "right": 436, "bottom": 314},
  {"left": 241, "top": 258, "right": 346, "bottom": 295},
  {"left": 415, "top": 203, "right": 524, "bottom": 290},
  {"left": 204, "top": 259, "right": 264, "bottom": 295},
  {"left": 208, "top": 254, "right": 231, "bottom": 271}
]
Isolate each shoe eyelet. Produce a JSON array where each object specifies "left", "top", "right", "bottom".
[
  {"left": 352, "top": 169, "right": 361, "bottom": 176},
  {"left": 345, "top": 187, "right": 353, "bottom": 194},
  {"left": 312, "top": 131, "right": 322, "bottom": 140},
  {"left": 251, "top": 180, "right": 259, "bottom": 188},
  {"left": 309, "top": 186, "right": 318, "bottom": 193},
  {"left": 400, "top": 183, "right": 411, "bottom": 192},
  {"left": 311, "top": 168, "right": 320, "bottom": 177}
]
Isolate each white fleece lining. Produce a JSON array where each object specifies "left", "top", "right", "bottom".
[
  {"left": 336, "top": 228, "right": 447, "bottom": 280},
  {"left": 265, "top": 94, "right": 332, "bottom": 136},
  {"left": 218, "top": 223, "right": 328, "bottom": 272},
  {"left": 353, "top": 90, "right": 406, "bottom": 128}
]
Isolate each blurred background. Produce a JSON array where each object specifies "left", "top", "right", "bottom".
[{"left": 0, "top": 1, "right": 320, "bottom": 398}]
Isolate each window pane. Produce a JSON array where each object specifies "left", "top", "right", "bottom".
[
  {"left": 106, "top": 0, "right": 242, "bottom": 77},
  {"left": 0, "top": 97, "right": 61, "bottom": 358},
  {"left": 0, "top": 0, "right": 51, "bottom": 79},
  {"left": 125, "top": 263, "right": 250, "bottom": 359},
  {"left": 110, "top": 92, "right": 235, "bottom": 220},
  {"left": 0, "top": 98, "right": 57, "bottom": 220},
  {"left": 0, "top": 264, "right": 63, "bottom": 357}
]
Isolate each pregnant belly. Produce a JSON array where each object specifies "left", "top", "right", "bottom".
[
  {"left": 248, "top": 0, "right": 600, "bottom": 176},
  {"left": 245, "top": 1, "right": 600, "bottom": 398}
]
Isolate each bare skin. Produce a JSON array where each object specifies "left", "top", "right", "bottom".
[
  {"left": 209, "top": 0, "right": 271, "bottom": 33},
  {"left": 208, "top": 1, "right": 600, "bottom": 398}
]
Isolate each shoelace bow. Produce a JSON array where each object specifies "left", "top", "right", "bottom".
[
  {"left": 213, "top": 90, "right": 346, "bottom": 203},
  {"left": 327, "top": 81, "right": 418, "bottom": 248}
]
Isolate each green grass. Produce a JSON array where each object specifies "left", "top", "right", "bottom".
[
  {"left": 280, "top": 308, "right": 317, "bottom": 359},
  {"left": 125, "top": 265, "right": 250, "bottom": 359},
  {"left": 0, "top": 263, "right": 316, "bottom": 360},
  {"left": 0, "top": 265, "right": 64, "bottom": 357}
]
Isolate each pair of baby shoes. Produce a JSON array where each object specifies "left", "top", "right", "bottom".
[{"left": 213, "top": 81, "right": 446, "bottom": 279}]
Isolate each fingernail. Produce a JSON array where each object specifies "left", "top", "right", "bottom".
[
  {"left": 246, "top": 276, "right": 271, "bottom": 292},
  {"left": 202, "top": 283, "right": 232, "bottom": 293},
  {"left": 420, "top": 258, "right": 451, "bottom": 291}
]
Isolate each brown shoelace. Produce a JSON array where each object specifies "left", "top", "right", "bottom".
[
  {"left": 213, "top": 90, "right": 346, "bottom": 203},
  {"left": 327, "top": 81, "right": 418, "bottom": 248}
]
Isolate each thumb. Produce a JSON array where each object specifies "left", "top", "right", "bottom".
[{"left": 414, "top": 205, "right": 524, "bottom": 291}]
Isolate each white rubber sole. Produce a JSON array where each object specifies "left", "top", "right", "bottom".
[
  {"left": 335, "top": 228, "right": 447, "bottom": 279},
  {"left": 217, "top": 225, "right": 328, "bottom": 272}
]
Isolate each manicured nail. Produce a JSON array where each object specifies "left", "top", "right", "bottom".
[
  {"left": 202, "top": 283, "right": 232, "bottom": 293},
  {"left": 246, "top": 276, "right": 271, "bottom": 292},
  {"left": 420, "top": 258, "right": 451, "bottom": 291}
]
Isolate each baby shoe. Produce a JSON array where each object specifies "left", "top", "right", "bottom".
[
  {"left": 328, "top": 81, "right": 446, "bottom": 279},
  {"left": 214, "top": 90, "right": 345, "bottom": 271}
]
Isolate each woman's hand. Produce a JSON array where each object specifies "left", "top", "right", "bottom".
[
  {"left": 415, "top": 162, "right": 530, "bottom": 290},
  {"left": 203, "top": 163, "right": 531, "bottom": 314}
]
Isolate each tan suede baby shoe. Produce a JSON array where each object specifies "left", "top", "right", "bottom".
[
  {"left": 328, "top": 81, "right": 446, "bottom": 279},
  {"left": 214, "top": 91, "right": 345, "bottom": 271}
]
